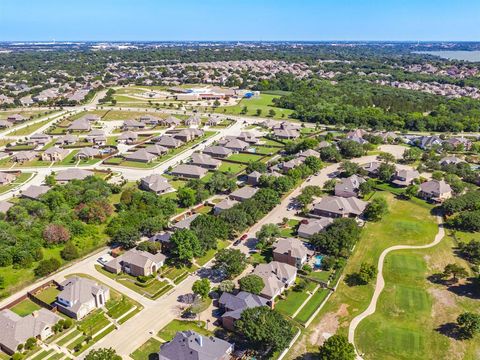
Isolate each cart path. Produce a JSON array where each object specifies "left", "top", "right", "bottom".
[{"left": 348, "top": 215, "right": 445, "bottom": 359}]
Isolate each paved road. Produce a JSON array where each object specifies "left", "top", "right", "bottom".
[{"left": 348, "top": 216, "right": 445, "bottom": 359}]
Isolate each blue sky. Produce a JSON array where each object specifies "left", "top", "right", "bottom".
[{"left": 0, "top": 0, "right": 479, "bottom": 41}]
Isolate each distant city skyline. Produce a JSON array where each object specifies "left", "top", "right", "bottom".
[{"left": 0, "top": 0, "right": 479, "bottom": 42}]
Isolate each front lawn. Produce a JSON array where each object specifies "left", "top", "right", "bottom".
[
  {"left": 157, "top": 320, "right": 211, "bottom": 342},
  {"left": 130, "top": 337, "right": 163, "bottom": 360}
]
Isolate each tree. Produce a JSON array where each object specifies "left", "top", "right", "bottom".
[
  {"left": 111, "top": 226, "right": 140, "bottom": 249},
  {"left": 85, "top": 348, "right": 122, "bottom": 360},
  {"left": 377, "top": 163, "right": 396, "bottom": 182},
  {"left": 177, "top": 187, "right": 197, "bottom": 208},
  {"left": 338, "top": 140, "right": 364, "bottom": 158},
  {"left": 320, "top": 146, "right": 342, "bottom": 162},
  {"left": 219, "top": 280, "right": 235, "bottom": 293},
  {"left": 192, "top": 278, "right": 210, "bottom": 298},
  {"left": 191, "top": 215, "right": 229, "bottom": 251},
  {"left": 256, "top": 224, "right": 280, "bottom": 248},
  {"left": 213, "top": 249, "right": 247, "bottom": 279},
  {"left": 323, "top": 179, "right": 338, "bottom": 192},
  {"left": 404, "top": 184, "right": 419, "bottom": 199},
  {"left": 402, "top": 147, "right": 422, "bottom": 163},
  {"left": 442, "top": 263, "right": 468, "bottom": 282},
  {"left": 318, "top": 334, "right": 355, "bottom": 360},
  {"left": 358, "top": 262, "right": 377, "bottom": 284},
  {"left": 43, "top": 223, "right": 70, "bottom": 244},
  {"left": 235, "top": 306, "right": 295, "bottom": 351},
  {"left": 304, "top": 156, "right": 323, "bottom": 173},
  {"left": 458, "top": 240, "right": 480, "bottom": 264},
  {"left": 170, "top": 229, "right": 202, "bottom": 263},
  {"left": 457, "top": 312, "right": 480, "bottom": 339},
  {"left": 311, "top": 218, "right": 361, "bottom": 258},
  {"left": 34, "top": 258, "right": 61, "bottom": 277},
  {"left": 61, "top": 242, "right": 79, "bottom": 261},
  {"left": 256, "top": 108, "right": 262, "bottom": 116},
  {"left": 359, "top": 179, "right": 374, "bottom": 197},
  {"left": 268, "top": 109, "right": 276, "bottom": 117},
  {"left": 24, "top": 337, "right": 37, "bottom": 350},
  {"left": 340, "top": 161, "right": 360, "bottom": 177},
  {"left": 136, "top": 241, "right": 161, "bottom": 254},
  {"left": 364, "top": 197, "right": 388, "bottom": 221},
  {"left": 377, "top": 152, "right": 395, "bottom": 164},
  {"left": 239, "top": 274, "right": 264, "bottom": 294}
]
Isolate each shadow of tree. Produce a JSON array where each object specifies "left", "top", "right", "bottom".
[
  {"left": 436, "top": 322, "right": 461, "bottom": 340},
  {"left": 291, "top": 353, "right": 319, "bottom": 360},
  {"left": 447, "top": 277, "right": 480, "bottom": 300},
  {"left": 344, "top": 272, "right": 367, "bottom": 287}
]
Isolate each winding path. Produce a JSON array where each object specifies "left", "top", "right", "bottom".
[{"left": 348, "top": 215, "right": 445, "bottom": 359}]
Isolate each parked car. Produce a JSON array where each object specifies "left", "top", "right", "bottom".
[
  {"left": 240, "top": 234, "right": 248, "bottom": 241},
  {"left": 233, "top": 239, "right": 241, "bottom": 246}
]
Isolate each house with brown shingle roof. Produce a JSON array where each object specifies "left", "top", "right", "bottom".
[
  {"left": 297, "top": 217, "right": 334, "bottom": 239},
  {"left": 0, "top": 172, "right": 16, "bottom": 185},
  {"left": 334, "top": 175, "right": 365, "bottom": 198},
  {"left": 253, "top": 261, "right": 297, "bottom": 306},
  {"left": 273, "top": 237, "right": 314, "bottom": 268},
  {"left": 41, "top": 147, "right": 69, "bottom": 162},
  {"left": 55, "top": 168, "right": 94, "bottom": 184},
  {"left": 140, "top": 174, "right": 173, "bottom": 194},
  {"left": 171, "top": 164, "right": 208, "bottom": 179},
  {"left": 391, "top": 169, "right": 420, "bottom": 187},
  {"left": 118, "top": 131, "right": 138, "bottom": 144},
  {"left": 203, "top": 145, "right": 232, "bottom": 159},
  {"left": 419, "top": 180, "right": 452, "bottom": 203},
  {"left": 124, "top": 149, "right": 157, "bottom": 163},
  {"left": 68, "top": 118, "right": 91, "bottom": 132},
  {"left": 21, "top": 185, "right": 50, "bottom": 200},
  {"left": 312, "top": 196, "right": 368, "bottom": 218},
  {"left": 154, "top": 135, "right": 184, "bottom": 148},
  {"left": 104, "top": 249, "right": 166, "bottom": 277},
  {"left": 229, "top": 186, "right": 258, "bottom": 202},
  {"left": 190, "top": 153, "right": 221, "bottom": 169}
]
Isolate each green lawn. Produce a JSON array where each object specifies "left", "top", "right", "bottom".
[
  {"left": 218, "top": 162, "right": 247, "bottom": 174},
  {"left": 214, "top": 94, "right": 294, "bottom": 119},
  {"left": 195, "top": 240, "right": 229, "bottom": 266},
  {"left": 78, "top": 310, "right": 110, "bottom": 336},
  {"left": 157, "top": 320, "right": 211, "bottom": 342},
  {"left": 0, "top": 172, "right": 32, "bottom": 194},
  {"left": 34, "top": 286, "right": 60, "bottom": 304},
  {"left": 57, "top": 329, "right": 82, "bottom": 346},
  {"left": 8, "top": 118, "right": 54, "bottom": 136},
  {"left": 10, "top": 298, "right": 41, "bottom": 316},
  {"left": 105, "top": 295, "right": 136, "bottom": 319},
  {"left": 227, "top": 153, "right": 264, "bottom": 163},
  {"left": 275, "top": 281, "right": 316, "bottom": 318},
  {"left": 294, "top": 289, "right": 330, "bottom": 324},
  {"left": 130, "top": 337, "right": 163, "bottom": 360}
]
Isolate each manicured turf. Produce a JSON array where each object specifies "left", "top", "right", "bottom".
[
  {"left": 10, "top": 298, "right": 41, "bottom": 316},
  {"left": 106, "top": 295, "right": 136, "bottom": 319},
  {"left": 214, "top": 94, "right": 294, "bottom": 119},
  {"left": 8, "top": 118, "right": 54, "bottom": 136},
  {"left": 34, "top": 286, "right": 60, "bottom": 304},
  {"left": 57, "top": 329, "right": 82, "bottom": 346},
  {"left": 130, "top": 337, "right": 163, "bottom": 360},
  {"left": 295, "top": 289, "right": 330, "bottom": 324},
  {"left": 157, "top": 320, "right": 211, "bottom": 342},
  {"left": 218, "top": 162, "right": 247, "bottom": 174},
  {"left": 195, "top": 240, "right": 229, "bottom": 266},
  {"left": 227, "top": 153, "right": 264, "bottom": 163},
  {"left": 276, "top": 288, "right": 311, "bottom": 318}
]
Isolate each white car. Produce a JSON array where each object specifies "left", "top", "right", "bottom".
[{"left": 97, "top": 254, "right": 113, "bottom": 265}]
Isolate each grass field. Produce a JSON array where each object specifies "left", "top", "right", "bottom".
[
  {"left": 218, "top": 161, "right": 247, "bottom": 174},
  {"left": 286, "top": 191, "right": 439, "bottom": 358},
  {"left": 157, "top": 320, "right": 211, "bottom": 342},
  {"left": 7, "top": 118, "right": 54, "bottom": 136},
  {"left": 10, "top": 298, "right": 41, "bottom": 316},
  {"left": 275, "top": 281, "right": 317, "bottom": 318},
  {"left": 214, "top": 94, "right": 294, "bottom": 119},
  {"left": 0, "top": 172, "right": 32, "bottom": 194},
  {"left": 130, "top": 337, "right": 162, "bottom": 360},
  {"left": 34, "top": 286, "right": 60, "bottom": 304},
  {"left": 294, "top": 289, "right": 331, "bottom": 324},
  {"left": 227, "top": 153, "right": 264, "bottom": 163}
]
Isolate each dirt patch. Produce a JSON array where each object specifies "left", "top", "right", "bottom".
[
  {"left": 429, "top": 287, "right": 457, "bottom": 309},
  {"left": 309, "top": 304, "right": 349, "bottom": 347}
]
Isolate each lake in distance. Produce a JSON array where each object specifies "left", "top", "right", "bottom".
[{"left": 413, "top": 50, "right": 480, "bottom": 62}]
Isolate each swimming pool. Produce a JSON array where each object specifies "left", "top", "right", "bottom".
[{"left": 315, "top": 255, "right": 323, "bottom": 268}]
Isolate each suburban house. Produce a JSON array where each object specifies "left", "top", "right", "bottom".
[
  {"left": 214, "top": 198, "right": 239, "bottom": 215},
  {"left": 149, "top": 231, "right": 173, "bottom": 250},
  {"left": 439, "top": 156, "right": 465, "bottom": 166},
  {"left": 41, "top": 146, "right": 69, "bottom": 162},
  {"left": 361, "top": 161, "right": 381, "bottom": 176},
  {"left": 419, "top": 180, "right": 453, "bottom": 202},
  {"left": 68, "top": 118, "right": 91, "bottom": 132},
  {"left": 104, "top": 248, "right": 166, "bottom": 277},
  {"left": 297, "top": 217, "right": 334, "bottom": 238},
  {"left": 21, "top": 185, "right": 50, "bottom": 200},
  {"left": 346, "top": 129, "right": 368, "bottom": 140},
  {"left": 174, "top": 128, "right": 204, "bottom": 142},
  {"left": 246, "top": 171, "right": 262, "bottom": 186},
  {"left": 170, "top": 164, "right": 208, "bottom": 179},
  {"left": 312, "top": 196, "right": 368, "bottom": 218},
  {"left": 0, "top": 120, "right": 12, "bottom": 128},
  {"left": 0, "top": 309, "right": 61, "bottom": 355},
  {"left": 27, "top": 133, "right": 51, "bottom": 146},
  {"left": 86, "top": 130, "right": 107, "bottom": 145},
  {"left": 0, "top": 172, "right": 16, "bottom": 185},
  {"left": 160, "top": 116, "right": 181, "bottom": 127},
  {"left": 444, "top": 137, "right": 472, "bottom": 150},
  {"left": 12, "top": 151, "right": 37, "bottom": 163},
  {"left": 144, "top": 144, "right": 168, "bottom": 156},
  {"left": 124, "top": 149, "right": 157, "bottom": 163},
  {"left": 206, "top": 117, "right": 222, "bottom": 126},
  {"left": 118, "top": 131, "right": 138, "bottom": 144},
  {"left": 272, "top": 237, "right": 314, "bottom": 268},
  {"left": 154, "top": 135, "right": 184, "bottom": 149},
  {"left": 56, "top": 134, "right": 78, "bottom": 146},
  {"left": 158, "top": 330, "right": 233, "bottom": 360},
  {"left": 56, "top": 276, "right": 110, "bottom": 320},
  {"left": 203, "top": 145, "right": 232, "bottom": 159},
  {"left": 75, "top": 147, "right": 101, "bottom": 160},
  {"left": 281, "top": 157, "right": 304, "bottom": 172},
  {"left": 184, "top": 115, "right": 201, "bottom": 126},
  {"left": 55, "top": 168, "right": 94, "bottom": 184},
  {"left": 172, "top": 213, "right": 200, "bottom": 230},
  {"left": 237, "top": 131, "right": 258, "bottom": 143},
  {"left": 273, "top": 128, "right": 300, "bottom": 139},
  {"left": 298, "top": 149, "right": 320, "bottom": 159},
  {"left": 417, "top": 135, "right": 443, "bottom": 149},
  {"left": 190, "top": 153, "right": 221, "bottom": 169},
  {"left": 138, "top": 115, "right": 160, "bottom": 125},
  {"left": 229, "top": 186, "right": 258, "bottom": 202},
  {"left": 218, "top": 291, "right": 268, "bottom": 331},
  {"left": 140, "top": 174, "right": 173, "bottom": 194},
  {"left": 7, "top": 114, "right": 26, "bottom": 123},
  {"left": 391, "top": 169, "right": 420, "bottom": 187},
  {"left": 334, "top": 175, "right": 365, "bottom": 198},
  {"left": 253, "top": 261, "right": 297, "bottom": 306},
  {"left": 83, "top": 114, "right": 101, "bottom": 122},
  {"left": 0, "top": 201, "right": 13, "bottom": 213},
  {"left": 223, "top": 138, "right": 249, "bottom": 152},
  {"left": 122, "top": 119, "right": 145, "bottom": 130}
]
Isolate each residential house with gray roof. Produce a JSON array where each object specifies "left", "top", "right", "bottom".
[
  {"left": 203, "top": 145, "right": 232, "bottom": 158},
  {"left": 158, "top": 330, "right": 233, "bottom": 360},
  {"left": 190, "top": 153, "right": 221, "bottom": 169},
  {"left": 335, "top": 175, "right": 365, "bottom": 198},
  {"left": 213, "top": 198, "right": 239, "bottom": 215},
  {"left": 175, "top": 128, "right": 204, "bottom": 142},
  {"left": 104, "top": 249, "right": 166, "bottom": 277},
  {"left": 154, "top": 135, "right": 184, "bottom": 149},
  {"left": 140, "top": 174, "right": 173, "bottom": 194},
  {"left": 253, "top": 261, "right": 297, "bottom": 306},
  {"left": 312, "top": 196, "right": 368, "bottom": 218},
  {"left": 118, "top": 131, "right": 138, "bottom": 144},
  {"left": 0, "top": 172, "right": 16, "bottom": 185},
  {"left": 297, "top": 217, "right": 334, "bottom": 239},
  {"left": 273, "top": 237, "right": 314, "bottom": 268},
  {"left": 56, "top": 276, "right": 110, "bottom": 320},
  {"left": 0, "top": 309, "right": 61, "bottom": 355},
  {"left": 124, "top": 149, "right": 157, "bottom": 163},
  {"left": 419, "top": 180, "right": 453, "bottom": 203},
  {"left": 21, "top": 185, "right": 50, "bottom": 200},
  {"left": 68, "top": 118, "right": 91, "bottom": 132},
  {"left": 171, "top": 164, "right": 208, "bottom": 179},
  {"left": 229, "top": 186, "right": 258, "bottom": 202},
  {"left": 218, "top": 291, "right": 268, "bottom": 331},
  {"left": 391, "top": 169, "right": 420, "bottom": 187},
  {"left": 56, "top": 168, "right": 94, "bottom": 184},
  {"left": 41, "top": 147, "right": 69, "bottom": 162},
  {"left": 75, "top": 147, "right": 100, "bottom": 160},
  {"left": 12, "top": 151, "right": 37, "bottom": 163}
]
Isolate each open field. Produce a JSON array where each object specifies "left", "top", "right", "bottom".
[
  {"left": 214, "top": 94, "right": 294, "bottom": 119},
  {"left": 286, "top": 191, "right": 438, "bottom": 358}
]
